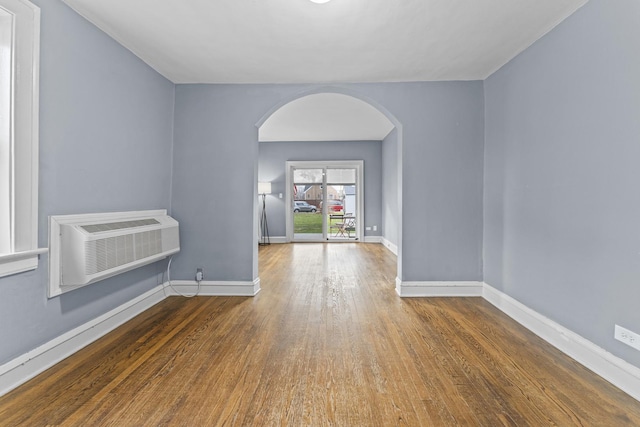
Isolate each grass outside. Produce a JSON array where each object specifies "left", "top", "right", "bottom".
[
  {"left": 293, "top": 212, "right": 322, "bottom": 233},
  {"left": 294, "top": 213, "right": 347, "bottom": 234}
]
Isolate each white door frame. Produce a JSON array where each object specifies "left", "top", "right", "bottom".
[{"left": 286, "top": 160, "right": 364, "bottom": 242}]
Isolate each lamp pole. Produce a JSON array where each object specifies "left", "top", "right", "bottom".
[
  {"left": 258, "top": 182, "right": 272, "bottom": 246},
  {"left": 260, "top": 192, "right": 270, "bottom": 246}
]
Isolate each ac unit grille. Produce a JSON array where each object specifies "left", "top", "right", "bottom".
[
  {"left": 81, "top": 218, "right": 160, "bottom": 234},
  {"left": 85, "top": 229, "right": 163, "bottom": 275}
]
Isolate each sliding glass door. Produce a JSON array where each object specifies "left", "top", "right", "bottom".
[
  {"left": 292, "top": 168, "right": 324, "bottom": 241},
  {"left": 287, "top": 161, "right": 363, "bottom": 242},
  {"left": 326, "top": 168, "right": 357, "bottom": 241}
]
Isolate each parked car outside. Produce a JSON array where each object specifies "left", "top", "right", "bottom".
[
  {"left": 293, "top": 201, "right": 317, "bottom": 213},
  {"left": 325, "top": 200, "right": 344, "bottom": 213}
]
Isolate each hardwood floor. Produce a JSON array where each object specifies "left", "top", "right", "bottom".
[{"left": 1, "top": 243, "right": 640, "bottom": 426}]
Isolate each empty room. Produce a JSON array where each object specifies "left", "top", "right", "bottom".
[{"left": 1, "top": 0, "right": 640, "bottom": 425}]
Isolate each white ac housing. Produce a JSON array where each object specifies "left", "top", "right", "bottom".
[{"left": 49, "top": 210, "right": 179, "bottom": 297}]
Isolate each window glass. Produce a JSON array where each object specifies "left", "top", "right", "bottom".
[
  {"left": 0, "top": 9, "right": 12, "bottom": 253},
  {"left": 0, "top": 0, "right": 42, "bottom": 278},
  {"left": 326, "top": 168, "right": 356, "bottom": 184},
  {"left": 293, "top": 168, "right": 323, "bottom": 184}
]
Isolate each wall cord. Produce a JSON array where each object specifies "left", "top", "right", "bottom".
[{"left": 165, "top": 256, "right": 201, "bottom": 297}]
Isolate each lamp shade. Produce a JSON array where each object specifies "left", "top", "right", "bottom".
[{"left": 258, "top": 181, "right": 272, "bottom": 195}]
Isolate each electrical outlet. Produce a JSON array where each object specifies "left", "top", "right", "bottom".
[
  {"left": 372, "top": 225, "right": 377, "bottom": 231},
  {"left": 195, "top": 267, "right": 204, "bottom": 282},
  {"left": 365, "top": 226, "right": 371, "bottom": 231},
  {"left": 615, "top": 325, "right": 640, "bottom": 351}
]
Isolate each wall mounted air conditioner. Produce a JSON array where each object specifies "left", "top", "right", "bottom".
[{"left": 49, "top": 210, "right": 179, "bottom": 297}]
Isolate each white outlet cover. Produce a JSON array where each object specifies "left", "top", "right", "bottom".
[{"left": 615, "top": 325, "right": 640, "bottom": 352}]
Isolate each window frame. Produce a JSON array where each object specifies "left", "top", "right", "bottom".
[{"left": 0, "top": 0, "right": 45, "bottom": 278}]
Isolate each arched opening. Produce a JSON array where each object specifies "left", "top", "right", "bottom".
[{"left": 254, "top": 88, "right": 403, "bottom": 285}]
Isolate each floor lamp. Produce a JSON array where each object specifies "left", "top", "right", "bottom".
[{"left": 258, "top": 182, "right": 271, "bottom": 246}]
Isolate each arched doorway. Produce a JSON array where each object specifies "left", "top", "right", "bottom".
[{"left": 254, "top": 87, "right": 404, "bottom": 281}]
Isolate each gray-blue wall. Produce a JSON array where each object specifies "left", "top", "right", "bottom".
[
  {"left": 171, "top": 83, "right": 484, "bottom": 283},
  {"left": 382, "top": 128, "right": 399, "bottom": 247},
  {"left": 4, "top": 0, "right": 637, "bottom": 387},
  {"left": 484, "top": 0, "right": 640, "bottom": 366},
  {"left": 7, "top": 0, "right": 635, "bottom": 383},
  {"left": 258, "top": 140, "right": 383, "bottom": 238},
  {"left": 0, "top": 0, "right": 174, "bottom": 364}
]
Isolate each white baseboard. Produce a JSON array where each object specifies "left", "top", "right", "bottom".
[
  {"left": 164, "top": 278, "right": 260, "bottom": 296},
  {"left": 0, "top": 285, "right": 167, "bottom": 397},
  {"left": 267, "top": 237, "right": 388, "bottom": 246},
  {"left": 483, "top": 283, "right": 640, "bottom": 402},
  {"left": 0, "top": 276, "right": 262, "bottom": 398},
  {"left": 394, "top": 279, "right": 640, "bottom": 400},
  {"left": 263, "top": 236, "right": 287, "bottom": 244},
  {"left": 396, "top": 279, "right": 484, "bottom": 297},
  {"left": 3, "top": 274, "right": 638, "bottom": 403},
  {"left": 363, "top": 236, "right": 382, "bottom": 244},
  {"left": 381, "top": 237, "right": 398, "bottom": 256}
]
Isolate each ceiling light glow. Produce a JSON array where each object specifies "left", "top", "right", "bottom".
[{"left": 309, "top": 0, "right": 331, "bottom": 3}]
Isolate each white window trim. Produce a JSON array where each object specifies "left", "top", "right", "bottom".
[{"left": 0, "top": 0, "right": 45, "bottom": 278}]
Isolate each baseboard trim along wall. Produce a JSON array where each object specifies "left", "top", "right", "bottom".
[
  {"left": 164, "top": 278, "right": 261, "bottom": 297},
  {"left": 265, "top": 236, "right": 287, "bottom": 244},
  {"left": 363, "top": 236, "right": 383, "bottom": 244},
  {"left": 0, "top": 285, "right": 167, "bottom": 397},
  {"left": 0, "top": 277, "right": 262, "bottom": 397},
  {"left": 381, "top": 237, "right": 398, "bottom": 256},
  {"left": 2, "top": 271, "right": 638, "bottom": 403},
  {"left": 270, "top": 237, "right": 384, "bottom": 244},
  {"left": 396, "top": 279, "right": 484, "bottom": 297},
  {"left": 394, "top": 278, "right": 640, "bottom": 401},
  {"left": 482, "top": 283, "right": 640, "bottom": 402}
]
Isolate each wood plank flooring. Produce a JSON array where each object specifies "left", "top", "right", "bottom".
[{"left": 1, "top": 243, "right": 640, "bottom": 425}]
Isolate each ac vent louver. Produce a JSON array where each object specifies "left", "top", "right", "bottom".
[
  {"left": 48, "top": 210, "right": 180, "bottom": 297},
  {"left": 81, "top": 218, "right": 160, "bottom": 234},
  {"left": 84, "top": 229, "right": 164, "bottom": 275}
]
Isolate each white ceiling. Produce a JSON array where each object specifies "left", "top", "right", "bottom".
[
  {"left": 61, "top": 0, "right": 588, "bottom": 84},
  {"left": 259, "top": 93, "right": 394, "bottom": 142}
]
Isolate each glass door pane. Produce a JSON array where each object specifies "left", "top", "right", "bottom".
[
  {"left": 326, "top": 168, "right": 356, "bottom": 184},
  {"left": 327, "top": 168, "right": 358, "bottom": 241},
  {"left": 293, "top": 168, "right": 324, "bottom": 241}
]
